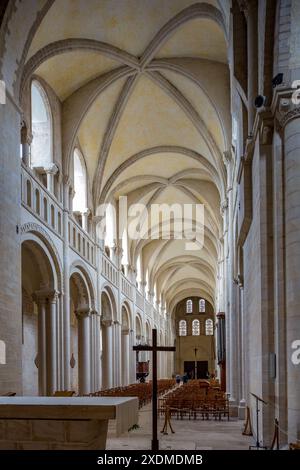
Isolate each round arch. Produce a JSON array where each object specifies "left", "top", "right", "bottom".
[
  {"left": 121, "top": 301, "right": 132, "bottom": 330},
  {"left": 70, "top": 261, "right": 95, "bottom": 309},
  {"left": 101, "top": 284, "right": 117, "bottom": 321}
]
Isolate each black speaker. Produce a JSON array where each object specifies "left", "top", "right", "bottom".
[
  {"left": 272, "top": 73, "right": 284, "bottom": 88},
  {"left": 254, "top": 95, "right": 266, "bottom": 108}
]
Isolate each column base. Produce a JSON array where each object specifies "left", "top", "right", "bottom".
[
  {"left": 238, "top": 399, "right": 246, "bottom": 420},
  {"left": 228, "top": 398, "right": 238, "bottom": 417}
]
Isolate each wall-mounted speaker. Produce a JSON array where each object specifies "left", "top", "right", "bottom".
[
  {"left": 272, "top": 73, "right": 284, "bottom": 88},
  {"left": 254, "top": 95, "right": 266, "bottom": 108}
]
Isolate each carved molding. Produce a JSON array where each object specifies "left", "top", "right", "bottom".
[
  {"left": 220, "top": 198, "right": 229, "bottom": 214},
  {"left": 222, "top": 150, "right": 232, "bottom": 165},
  {"left": 20, "top": 38, "right": 139, "bottom": 96},
  {"left": 260, "top": 124, "right": 273, "bottom": 145},
  {"left": 140, "top": 3, "right": 227, "bottom": 68},
  {"left": 75, "top": 307, "right": 91, "bottom": 319},
  {"left": 276, "top": 104, "right": 300, "bottom": 129},
  {"left": 20, "top": 222, "right": 63, "bottom": 288},
  {"left": 93, "top": 74, "right": 139, "bottom": 204},
  {"left": 99, "top": 145, "right": 219, "bottom": 204}
]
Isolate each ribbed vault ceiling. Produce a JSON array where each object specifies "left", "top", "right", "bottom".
[{"left": 25, "top": 0, "right": 231, "bottom": 315}]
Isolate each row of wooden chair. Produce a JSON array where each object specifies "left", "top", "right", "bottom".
[
  {"left": 159, "top": 380, "right": 229, "bottom": 421},
  {"left": 88, "top": 379, "right": 176, "bottom": 408}
]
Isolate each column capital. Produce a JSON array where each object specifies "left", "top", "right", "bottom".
[
  {"left": 112, "top": 243, "right": 123, "bottom": 256},
  {"left": 222, "top": 150, "right": 232, "bottom": 165},
  {"left": 276, "top": 99, "right": 300, "bottom": 129},
  {"left": 75, "top": 307, "right": 91, "bottom": 319},
  {"left": 44, "top": 163, "right": 59, "bottom": 176},
  {"left": 83, "top": 207, "right": 91, "bottom": 216},
  {"left": 63, "top": 175, "right": 71, "bottom": 186},
  {"left": 122, "top": 328, "right": 130, "bottom": 335},
  {"left": 102, "top": 319, "right": 112, "bottom": 327},
  {"left": 20, "top": 123, "right": 32, "bottom": 145},
  {"left": 220, "top": 197, "right": 228, "bottom": 214},
  {"left": 91, "top": 309, "right": 100, "bottom": 316},
  {"left": 32, "top": 289, "right": 59, "bottom": 303}
]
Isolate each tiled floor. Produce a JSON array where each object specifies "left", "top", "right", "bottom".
[{"left": 107, "top": 404, "right": 253, "bottom": 450}]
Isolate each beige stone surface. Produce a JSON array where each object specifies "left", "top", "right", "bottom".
[
  {"left": 1, "top": 0, "right": 300, "bottom": 450},
  {"left": 107, "top": 403, "right": 252, "bottom": 450}
]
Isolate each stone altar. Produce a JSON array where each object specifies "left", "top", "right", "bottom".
[{"left": 0, "top": 396, "right": 138, "bottom": 450}]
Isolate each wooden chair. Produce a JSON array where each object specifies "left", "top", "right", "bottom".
[
  {"left": 53, "top": 390, "right": 75, "bottom": 397},
  {"left": 289, "top": 442, "right": 300, "bottom": 450}
]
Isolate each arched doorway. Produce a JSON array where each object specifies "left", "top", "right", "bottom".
[
  {"left": 21, "top": 236, "right": 59, "bottom": 396},
  {"left": 121, "top": 304, "right": 130, "bottom": 386},
  {"left": 69, "top": 268, "right": 92, "bottom": 395}
]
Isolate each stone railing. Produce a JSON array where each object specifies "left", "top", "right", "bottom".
[
  {"left": 136, "top": 290, "right": 144, "bottom": 310},
  {"left": 145, "top": 299, "right": 153, "bottom": 317},
  {"left": 68, "top": 217, "right": 95, "bottom": 266},
  {"left": 21, "top": 164, "right": 63, "bottom": 238},
  {"left": 121, "top": 273, "right": 133, "bottom": 300},
  {"left": 102, "top": 252, "right": 118, "bottom": 287}
]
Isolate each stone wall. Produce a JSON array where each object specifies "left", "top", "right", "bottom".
[
  {"left": 0, "top": 97, "right": 22, "bottom": 395},
  {"left": 0, "top": 418, "right": 107, "bottom": 450}
]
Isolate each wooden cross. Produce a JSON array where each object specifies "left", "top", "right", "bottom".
[{"left": 133, "top": 329, "right": 175, "bottom": 450}]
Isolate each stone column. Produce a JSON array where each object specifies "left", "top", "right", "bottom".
[
  {"left": 279, "top": 104, "right": 300, "bottom": 442},
  {"left": 69, "top": 187, "right": 75, "bottom": 213},
  {"left": 224, "top": 187, "right": 236, "bottom": 405},
  {"left": 238, "top": 287, "right": 246, "bottom": 418},
  {"left": 81, "top": 209, "right": 90, "bottom": 233},
  {"left": 93, "top": 311, "right": 101, "bottom": 392},
  {"left": 45, "top": 164, "right": 58, "bottom": 194},
  {"left": 102, "top": 320, "right": 113, "bottom": 389},
  {"left": 62, "top": 177, "right": 71, "bottom": 390},
  {"left": 121, "top": 329, "right": 130, "bottom": 386},
  {"left": 89, "top": 311, "right": 95, "bottom": 392},
  {"left": 76, "top": 308, "right": 91, "bottom": 395},
  {"left": 20, "top": 123, "right": 32, "bottom": 167},
  {"left": 112, "top": 320, "right": 121, "bottom": 387},
  {"left": 46, "top": 291, "right": 58, "bottom": 396},
  {"left": 33, "top": 294, "right": 47, "bottom": 395},
  {"left": 129, "top": 329, "right": 136, "bottom": 383}
]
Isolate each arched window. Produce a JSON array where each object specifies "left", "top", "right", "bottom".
[
  {"left": 179, "top": 320, "right": 187, "bottom": 336},
  {"left": 104, "top": 203, "right": 116, "bottom": 251},
  {"left": 73, "top": 149, "right": 87, "bottom": 213},
  {"left": 31, "top": 80, "right": 52, "bottom": 168},
  {"left": 192, "top": 319, "right": 200, "bottom": 336},
  {"left": 199, "top": 299, "right": 206, "bottom": 313},
  {"left": 186, "top": 299, "right": 193, "bottom": 313},
  {"left": 205, "top": 319, "right": 214, "bottom": 336}
]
